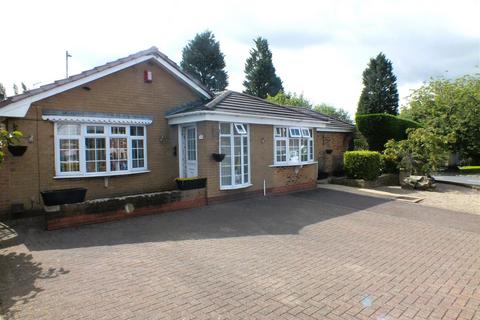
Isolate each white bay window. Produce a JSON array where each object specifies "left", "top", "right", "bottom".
[
  {"left": 274, "top": 126, "right": 314, "bottom": 165},
  {"left": 219, "top": 123, "right": 250, "bottom": 189},
  {"left": 54, "top": 123, "right": 147, "bottom": 177}
]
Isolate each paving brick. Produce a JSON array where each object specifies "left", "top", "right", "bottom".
[{"left": 0, "top": 189, "right": 479, "bottom": 320}]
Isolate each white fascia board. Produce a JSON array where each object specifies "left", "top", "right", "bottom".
[
  {"left": 0, "top": 101, "right": 31, "bottom": 118},
  {"left": 166, "top": 111, "right": 329, "bottom": 128},
  {"left": 42, "top": 114, "right": 153, "bottom": 125},
  {"left": 152, "top": 57, "right": 211, "bottom": 99},
  {"left": 316, "top": 127, "right": 354, "bottom": 133},
  {"left": 0, "top": 55, "right": 211, "bottom": 118}
]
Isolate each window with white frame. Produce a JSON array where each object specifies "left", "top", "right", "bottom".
[
  {"left": 219, "top": 123, "right": 250, "bottom": 188},
  {"left": 274, "top": 126, "right": 314, "bottom": 165},
  {"left": 130, "top": 126, "right": 146, "bottom": 169},
  {"left": 55, "top": 123, "right": 147, "bottom": 177}
]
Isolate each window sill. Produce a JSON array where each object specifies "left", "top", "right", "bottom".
[
  {"left": 269, "top": 161, "right": 318, "bottom": 168},
  {"left": 220, "top": 183, "right": 253, "bottom": 190},
  {"left": 54, "top": 170, "right": 150, "bottom": 179}
]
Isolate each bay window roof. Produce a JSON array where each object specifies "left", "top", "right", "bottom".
[
  {"left": 166, "top": 91, "right": 354, "bottom": 132},
  {"left": 42, "top": 109, "right": 153, "bottom": 125}
]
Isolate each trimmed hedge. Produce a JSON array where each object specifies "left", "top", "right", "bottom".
[
  {"left": 356, "top": 113, "right": 421, "bottom": 151},
  {"left": 344, "top": 151, "right": 382, "bottom": 181}
]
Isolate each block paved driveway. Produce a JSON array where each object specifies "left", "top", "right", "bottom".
[{"left": 1, "top": 189, "right": 480, "bottom": 320}]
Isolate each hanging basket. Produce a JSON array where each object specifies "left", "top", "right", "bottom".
[
  {"left": 212, "top": 153, "right": 225, "bottom": 162},
  {"left": 8, "top": 145, "right": 28, "bottom": 157}
]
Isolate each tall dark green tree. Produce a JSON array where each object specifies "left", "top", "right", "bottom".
[
  {"left": 13, "top": 84, "right": 18, "bottom": 95},
  {"left": 180, "top": 31, "right": 228, "bottom": 92},
  {"left": 243, "top": 37, "right": 283, "bottom": 99},
  {"left": 357, "top": 52, "right": 399, "bottom": 115}
]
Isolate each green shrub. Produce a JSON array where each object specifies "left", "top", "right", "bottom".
[
  {"left": 353, "top": 138, "right": 369, "bottom": 150},
  {"left": 353, "top": 127, "right": 369, "bottom": 150},
  {"left": 384, "top": 128, "right": 450, "bottom": 175},
  {"left": 381, "top": 154, "right": 399, "bottom": 174},
  {"left": 356, "top": 113, "right": 421, "bottom": 151},
  {"left": 344, "top": 151, "right": 382, "bottom": 180}
]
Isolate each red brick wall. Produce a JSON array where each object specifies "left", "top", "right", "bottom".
[
  {"left": 46, "top": 188, "right": 206, "bottom": 230},
  {"left": 315, "top": 132, "right": 353, "bottom": 175}
]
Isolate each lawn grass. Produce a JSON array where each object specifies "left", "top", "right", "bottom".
[{"left": 458, "top": 166, "right": 480, "bottom": 174}]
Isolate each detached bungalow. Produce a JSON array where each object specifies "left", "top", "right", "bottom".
[{"left": 0, "top": 47, "right": 353, "bottom": 220}]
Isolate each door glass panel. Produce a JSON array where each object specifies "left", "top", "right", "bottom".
[
  {"left": 219, "top": 123, "right": 249, "bottom": 187},
  {"left": 187, "top": 128, "right": 196, "bottom": 161}
]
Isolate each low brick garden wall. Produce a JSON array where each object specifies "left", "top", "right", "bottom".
[
  {"left": 330, "top": 173, "right": 399, "bottom": 188},
  {"left": 46, "top": 188, "right": 206, "bottom": 230}
]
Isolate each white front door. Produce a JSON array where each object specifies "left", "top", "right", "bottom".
[{"left": 181, "top": 125, "right": 198, "bottom": 177}]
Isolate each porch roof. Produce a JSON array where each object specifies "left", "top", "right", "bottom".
[{"left": 166, "top": 91, "right": 354, "bottom": 132}]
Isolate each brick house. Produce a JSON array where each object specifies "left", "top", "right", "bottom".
[{"left": 0, "top": 47, "right": 353, "bottom": 218}]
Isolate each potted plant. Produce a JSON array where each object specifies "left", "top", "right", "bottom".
[
  {"left": 40, "top": 188, "right": 88, "bottom": 206},
  {"left": 1, "top": 128, "right": 25, "bottom": 157},
  {"left": 212, "top": 153, "right": 225, "bottom": 162},
  {"left": 175, "top": 177, "right": 207, "bottom": 190}
]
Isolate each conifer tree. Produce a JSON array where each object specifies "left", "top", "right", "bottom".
[
  {"left": 243, "top": 37, "right": 283, "bottom": 98},
  {"left": 357, "top": 52, "right": 399, "bottom": 115},
  {"left": 181, "top": 31, "right": 228, "bottom": 92}
]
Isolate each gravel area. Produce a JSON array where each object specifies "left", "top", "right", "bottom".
[{"left": 376, "top": 183, "right": 480, "bottom": 215}]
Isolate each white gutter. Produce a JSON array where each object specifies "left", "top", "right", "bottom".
[
  {"left": 316, "top": 127, "right": 354, "bottom": 133},
  {"left": 166, "top": 110, "right": 330, "bottom": 128}
]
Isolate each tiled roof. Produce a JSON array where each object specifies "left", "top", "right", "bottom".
[
  {"left": 167, "top": 91, "right": 354, "bottom": 131},
  {"left": 0, "top": 47, "right": 212, "bottom": 109},
  {"left": 292, "top": 107, "right": 355, "bottom": 131}
]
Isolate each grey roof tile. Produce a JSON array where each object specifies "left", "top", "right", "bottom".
[{"left": 167, "top": 90, "right": 354, "bottom": 131}]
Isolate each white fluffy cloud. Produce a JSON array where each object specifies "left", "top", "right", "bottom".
[{"left": 1, "top": 0, "right": 479, "bottom": 116}]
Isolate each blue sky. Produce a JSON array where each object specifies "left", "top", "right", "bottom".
[{"left": 1, "top": 0, "right": 479, "bottom": 116}]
